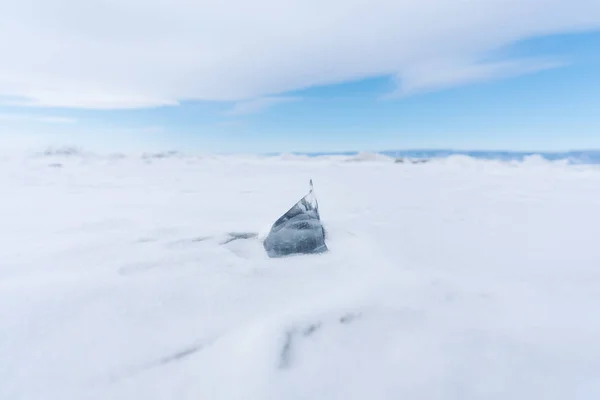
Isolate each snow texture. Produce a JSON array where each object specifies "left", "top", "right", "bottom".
[{"left": 1, "top": 151, "right": 600, "bottom": 400}]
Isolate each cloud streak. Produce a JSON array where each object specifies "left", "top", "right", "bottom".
[
  {"left": 1, "top": 0, "right": 599, "bottom": 109},
  {"left": 390, "top": 58, "right": 567, "bottom": 97}
]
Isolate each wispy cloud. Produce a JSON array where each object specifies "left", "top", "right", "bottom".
[
  {"left": 389, "top": 58, "right": 566, "bottom": 97},
  {"left": 0, "top": 0, "right": 599, "bottom": 108},
  {"left": 224, "top": 97, "right": 299, "bottom": 116},
  {"left": 0, "top": 113, "right": 76, "bottom": 124}
]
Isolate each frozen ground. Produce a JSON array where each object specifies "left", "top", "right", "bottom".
[{"left": 1, "top": 151, "right": 600, "bottom": 399}]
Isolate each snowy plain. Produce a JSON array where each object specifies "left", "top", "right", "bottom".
[{"left": 1, "top": 150, "right": 600, "bottom": 400}]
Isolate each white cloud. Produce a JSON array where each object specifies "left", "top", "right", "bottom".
[
  {"left": 0, "top": 113, "right": 76, "bottom": 124},
  {"left": 391, "top": 58, "right": 566, "bottom": 97},
  {"left": 1, "top": 0, "right": 599, "bottom": 109},
  {"left": 225, "top": 97, "right": 298, "bottom": 116}
]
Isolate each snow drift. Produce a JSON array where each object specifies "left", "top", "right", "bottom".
[{"left": 1, "top": 151, "right": 600, "bottom": 400}]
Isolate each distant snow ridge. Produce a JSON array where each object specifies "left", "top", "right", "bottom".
[
  {"left": 522, "top": 154, "right": 554, "bottom": 166},
  {"left": 278, "top": 153, "right": 313, "bottom": 161},
  {"left": 345, "top": 152, "right": 395, "bottom": 163},
  {"left": 141, "top": 150, "right": 185, "bottom": 160},
  {"left": 39, "top": 146, "right": 91, "bottom": 157},
  {"left": 379, "top": 150, "right": 600, "bottom": 165},
  {"left": 440, "top": 155, "right": 481, "bottom": 166},
  {"left": 17, "top": 147, "right": 600, "bottom": 166},
  {"left": 564, "top": 150, "right": 600, "bottom": 165}
]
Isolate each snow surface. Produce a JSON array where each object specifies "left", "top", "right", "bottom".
[{"left": 2, "top": 151, "right": 600, "bottom": 400}]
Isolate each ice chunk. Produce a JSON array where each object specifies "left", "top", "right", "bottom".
[{"left": 263, "top": 180, "right": 327, "bottom": 258}]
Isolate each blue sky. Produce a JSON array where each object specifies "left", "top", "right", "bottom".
[{"left": 1, "top": 1, "right": 600, "bottom": 153}]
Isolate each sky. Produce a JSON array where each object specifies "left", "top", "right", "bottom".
[{"left": 1, "top": 0, "right": 600, "bottom": 153}]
